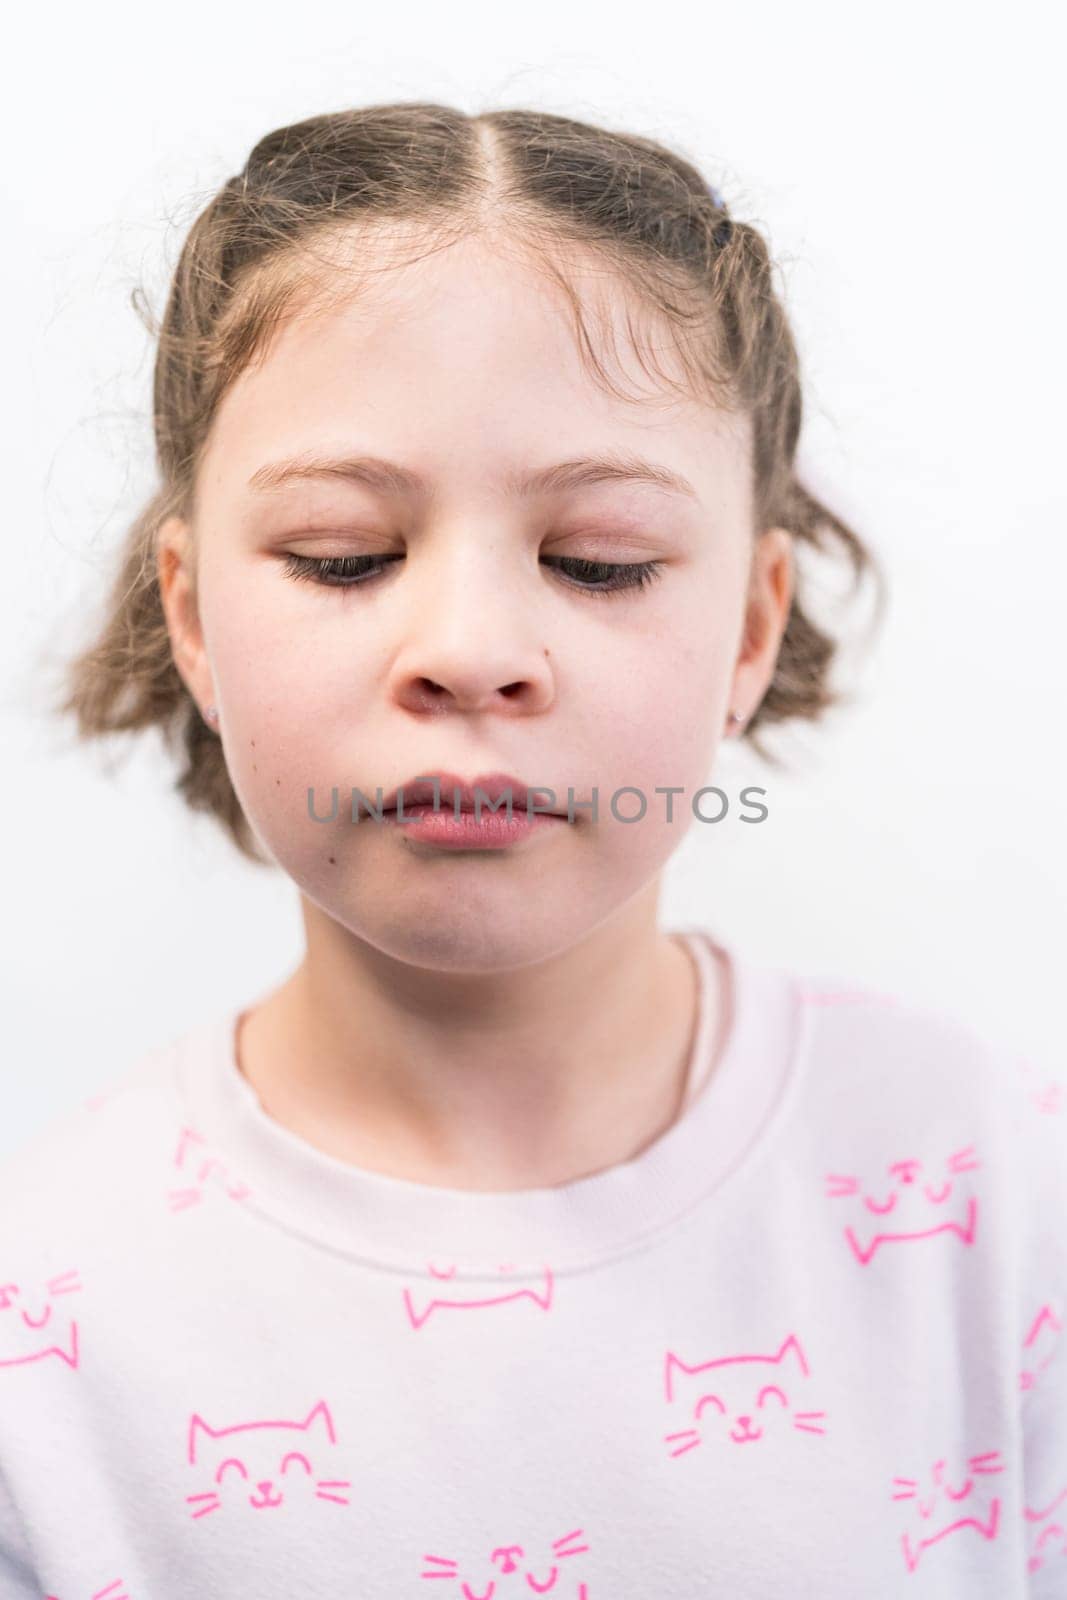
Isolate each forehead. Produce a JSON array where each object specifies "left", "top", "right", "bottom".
[{"left": 200, "top": 228, "right": 751, "bottom": 510}]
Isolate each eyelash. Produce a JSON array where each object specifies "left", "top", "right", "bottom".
[{"left": 281, "top": 551, "right": 664, "bottom": 596}]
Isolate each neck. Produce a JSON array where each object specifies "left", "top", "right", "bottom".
[{"left": 235, "top": 899, "right": 721, "bottom": 1191}]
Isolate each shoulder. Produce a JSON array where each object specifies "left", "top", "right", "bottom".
[
  {"left": 758, "top": 952, "right": 1065, "bottom": 1197},
  {"left": 776, "top": 955, "right": 1067, "bottom": 1253},
  {"left": 0, "top": 1029, "right": 190, "bottom": 1256},
  {"left": 782, "top": 961, "right": 1031, "bottom": 1115}
]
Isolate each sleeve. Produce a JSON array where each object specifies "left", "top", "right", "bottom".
[
  {"left": 1014, "top": 1054, "right": 1067, "bottom": 1596},
  {"left": 0, "top": 1467, "right": 39, "bottom": 1597}
]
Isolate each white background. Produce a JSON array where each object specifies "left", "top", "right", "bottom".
[{"left": 2, "top": 0, "right": 1064, "bottom": 1159}]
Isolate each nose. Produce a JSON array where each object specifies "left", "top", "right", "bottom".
[{"left": 388, "top": 550, "right": 555, "bottom": 717}]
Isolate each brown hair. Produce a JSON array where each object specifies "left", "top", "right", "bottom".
[{"left": 50, "top": 101, "right": 886, "bottom": 867}]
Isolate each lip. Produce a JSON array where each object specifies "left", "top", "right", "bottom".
[
  {"left": 384, "top": 806, "right": 565, "bottom": 850},
  {"left": 381, "top": 770, "right": 567, "bottom": 817}
]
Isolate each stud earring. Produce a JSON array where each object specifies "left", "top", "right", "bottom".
[
  {"left": 204, "top": 704, "right": 219, "bottom": 726},
  {"left": 728, "top": 709, "right": 745, "bottom": 728}
]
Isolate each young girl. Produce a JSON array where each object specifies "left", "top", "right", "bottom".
[{"left": 2, "top": 101, "right": 1064, "bottom": 1599}]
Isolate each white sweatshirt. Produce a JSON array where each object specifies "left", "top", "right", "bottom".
[{"left": 0, "top": 928, "right": 1065, "bottom": 1599}]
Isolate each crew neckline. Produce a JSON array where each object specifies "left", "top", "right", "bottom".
[{"left": 172, "top": 928, "right": 803, "bottom": 1276}]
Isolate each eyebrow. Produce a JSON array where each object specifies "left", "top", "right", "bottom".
[{"left": 246, "top": 449, "right": 700, "bottom": 502}]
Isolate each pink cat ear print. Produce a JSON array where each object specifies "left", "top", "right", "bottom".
[
  {"left": 44, "top": 1584, "right": 130, "bottom": 1600},
  {"left": 797, "top": 986, "right": 900, "bottom": 1007},
  {"left": 187, "top": 1397, "right": 338, "bottom": 1464},
  {"left": 1020, "top": 1301, "right": 1064, "bottom": 1390}
]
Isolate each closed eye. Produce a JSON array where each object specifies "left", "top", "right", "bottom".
[{"left": 281, "top": 552, "right": 664, "bottom": 596}]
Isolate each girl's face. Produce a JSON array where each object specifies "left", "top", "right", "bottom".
[{"left": 158, "top": 232, "right": 791, "bottom": 970}]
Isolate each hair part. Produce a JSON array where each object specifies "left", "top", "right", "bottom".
[{"left": 52, "top": 101, "right": 887, "bottom": 866}]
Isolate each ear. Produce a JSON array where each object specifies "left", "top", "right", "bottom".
[
  {"left": 156, "top": 515, "right": 216, "bottom": 718},
  {"left": 730, "top": 526, "right": 794, "bottom": 716}
]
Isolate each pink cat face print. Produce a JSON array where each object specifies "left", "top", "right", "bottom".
[
  {"left": 185, "top": 1399, "right": 351, "bottom": 1518},
  {"left": 420, "top": 1528, "right": 591, "bottom": 1596},
  {"left": 1015, "top": 1055, "right": 1067, "bottom": 1117},
  {"left": 403, "top": 1262, "right": 554, "bottom": 1330},
  {"left": 1018, "top": 1301, "right": 1067, "bottom": 1577},
  {"left": 663, "top": 1332, "right": 827, "bottom": 1457},
  {"left": 825, "top": 1145, "right": 981, "bottom": 1264},
  {"left": 891, "top": 1450, "right": 1004, "bottom": 1572},
  {"left": 167, "top": 1125, "right": 251, "bottom": 1212},
  {"left": 1025, "top": 1486, "right": 1067, "bottom": 1576},
  {"left": 0, "top": 1269, "right": 81, "bottom": 1369}
]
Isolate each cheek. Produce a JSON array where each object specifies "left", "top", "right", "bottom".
[
  {"left": 201, "top": 588, "right": 376, "bottom": 834},
  {"left": 556, "top": 686, "right": 716, "bottom": 873},
  {"left": 579, "top": 621, "right": 723, "bottom": 794}
]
